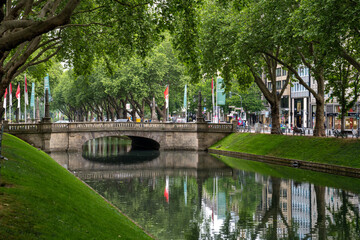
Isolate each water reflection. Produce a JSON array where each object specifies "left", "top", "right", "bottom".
[
  {"left": 50, "top": 138, "right": 360, "bottom": 240},
  {"left": 82, "top": 137, "right": 160, "bottom": 163}
]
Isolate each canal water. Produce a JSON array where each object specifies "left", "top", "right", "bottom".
[{"left": 51, "top": 137, "right": 360, "bottom": 240}]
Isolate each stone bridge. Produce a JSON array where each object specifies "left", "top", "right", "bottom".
[{"left": 4, "top": 121, "right": 236, "bottom": 152}]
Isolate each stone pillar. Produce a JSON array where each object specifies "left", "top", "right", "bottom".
[
  {"left": 36, "top": 97, "right": 40, "bottom": 122},
  {"left": 42, "top": 89, "right": 51, "bottom": 123},
  {"left": 196, "top": 91, "right": 205, "bottom": 123},
  {"left": 16, "top": 108, "right": 19, "bottom": 123},
  {"left": 232, "top": 119, "right": 237, "bottom": 132},
  {"left": 2, "top": 120, "right": 8, "bottom": 131}
]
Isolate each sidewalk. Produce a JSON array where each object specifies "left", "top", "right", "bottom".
[{"left": 237, "top": 126, "right": 357, "bottom": 138}]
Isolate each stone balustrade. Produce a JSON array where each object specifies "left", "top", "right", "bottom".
[
  {"left": 3, "top": 121, "right": 235, "bottom": 152},
  {"left": 4, "top": 121, "right": 235, "bottom": 134}
]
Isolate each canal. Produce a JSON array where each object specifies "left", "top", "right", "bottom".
[{"left": 51, "top": 136, "right": 360, "bottom": 240}]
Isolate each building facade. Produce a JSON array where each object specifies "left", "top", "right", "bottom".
[{"left": 261, "top": 65, "right": 360, "bottom": 131}]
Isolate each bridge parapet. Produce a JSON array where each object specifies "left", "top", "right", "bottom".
[
  {"left": 4, "top": 121, "right": 235, "bottom": 152},
  {"left": 4, "top": 121, "right": 235, "bottom": 134},
  {"left": 207, "top": 123, "right": 233, "bottom": 132},
  {"left": 7, "top": 123, "right": 39, "bottom": 132}
]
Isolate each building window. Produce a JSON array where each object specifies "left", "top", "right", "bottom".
[
  {"left": 282, "top": 69, "right": 287, "bottom": 76},
  {"left": 276, "top": 68, "right": 282, "bottom": 77},
  {"left": 299, "top": 67, "right": 309, "bottom": 77},
  {"left": 276, "top": 81, "right": 281, "bottom": 89},
  {"left": 282, "top": 80, "right": 286, "bottom": 88},
  {"left": 268, "top": 82, "right": 272, "bottom": 89},
  {"left": 281, "top": 96, "right": 289, "bottom": 108}
]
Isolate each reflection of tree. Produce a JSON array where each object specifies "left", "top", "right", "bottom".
[
  {"left": 251, "top": 177, "right": 299, "bottom": 240},
  {"left": 326, "top": 190, "right": 360, "bottom": 239},
  {"left": 315, "top": 186, "right": 326, "bottom": 240}
]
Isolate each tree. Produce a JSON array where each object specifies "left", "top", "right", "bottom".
[
  {"left": 0, "top": 0, "right": 201, "bottom": 116},
  {"left": 52, "top": 37, "right": 189, "bottom": 122},
  {"left": 189, "top": 0, "right": 291, "bottom": 133},
  {"left": 326, "top": 59, "right": 360, "bottom": 133},
  {"left": 0, "top": 1, "right": 80, "bottom": 104}
]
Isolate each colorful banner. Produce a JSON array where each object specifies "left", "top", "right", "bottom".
[
  {"left": 183, "top": 85, "right": 187, "bottom": 110},
  {"left": 30, "top": 82, "right": 35, "bottom": 107},
  {"left": 216, "top": 78, "right": 226, "bottom": 105},
  {"left": 16, "top": 83, "right": 20, "bottom": 108},
  {"left": 164, "top": 86, "right": 169, "bottom": 109},
  {"left": 9, "top": 83, "right": 12, "bottom": 107},
  {"left": 24, "top": 74, "right": 28, "bottom": 105},
  {"left": 44, "top": 74, "right": 52, "bottom": 101},
  {"left": 3, "top": 88, "right": 7, "bottom": 109}
]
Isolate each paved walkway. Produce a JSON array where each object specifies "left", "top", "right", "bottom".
[{"left": 236, "top": 126, "right": 358, "bottom": 138}]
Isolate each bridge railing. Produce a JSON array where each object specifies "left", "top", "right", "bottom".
[
  {"left": 6, "top": 123, "right": 39, "bottom": 132},
  {"left": 4, "top": 121, "right": 235, "bottom": 133}
]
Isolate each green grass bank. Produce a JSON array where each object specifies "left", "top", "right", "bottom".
[
  {"left": 209, "top": 133, "right": 360, "bottom": 168},
  {"left": 214, "top": 155, "right": 360, "bottom": 193},
  {"left": 0, "top": 134, "right": 152, "bottom": 240}
]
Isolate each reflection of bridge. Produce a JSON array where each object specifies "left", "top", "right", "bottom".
[
  {"left": 50, "top": 151, "right": 234, "bottom": 180},
  {"left": 4, "top": 121, "right": 235, "bottom": 152}
]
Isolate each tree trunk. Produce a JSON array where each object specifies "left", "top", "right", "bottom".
[
  {"left": 341, "top": 108, "right": 346, "bottom": 133},
  {"left": 315, "top": 185, "right": 326, "bottom": 240},
  {"left": 270, "top": 101, "right": 281, "bottom": 134},
  {"left": 151, "top": 97, "right": 157, "bottom": 122}
]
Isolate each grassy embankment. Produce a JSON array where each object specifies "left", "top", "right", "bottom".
[
  {"left": 0, "top": 133, "right": 152, "bottom": 240},
  {"left": 210, "top": 133, "right": 360, "bottom": 168}
]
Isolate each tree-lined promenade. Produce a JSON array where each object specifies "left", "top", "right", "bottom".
[{"left": 1, "top": 1, "right": 360, "bottom": 137}]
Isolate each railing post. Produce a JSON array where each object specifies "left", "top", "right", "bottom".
[
  {"left": 232, "top": 119, "right": 237, "bottom": 132},
  {"left": 2, "top": 120, "right": 8, "bottom": 132}
]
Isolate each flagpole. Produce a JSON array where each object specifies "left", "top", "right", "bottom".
[
  {"left": 216, "top": 77, "right": 218, "bottom": 123},
  {"left": 3, "top": 90, "right": 6, "bottom": 121},
  {"left": 212, "top": 77, "right": 215, "bottom": 122},
  {"left": 9, "top": 85, "right": 11, "bottom": 123},
  {"left": 24, "top": 74, "right": 26, "bottom": 123},
  {"left": 184, "top": 85, "right": 187, "bottom": 122},
  {"left": 18, "top": 83, "right": 21, "bottom": 123},
  {"left": 167, "top": 85, "right": 169, "bottom": 122}
]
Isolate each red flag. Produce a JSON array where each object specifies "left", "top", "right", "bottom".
[
  {"left": 211, "top": 77, "right": 214, "bottom": 91},
  {"left": 3, "top": 88, "right": 7, "bottom": 108},
  {"left": 164, "top": 86, "right": 169, "bottom": 108},
  {"left": 25, "top": 75, "right": 28, "bottom": 105},
  {"left": 16, "top": 84, "right": 20, "bottom": 99},
  {"left": 9, "top": 83, "right": 12, "bottom": 107},
  {"left": 3, "top": 88, "right": 7, "bottom": 99},
  {"left": 16, "top": 83, "right": 20, "bottom": 108}
]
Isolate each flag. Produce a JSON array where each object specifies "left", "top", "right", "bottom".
[
  {"left": 44, "top": 74, "right": 52, "bottom": 101},
  {"left": 30, "top": 82, "right": 35, "bottom": 107},
  {"left": 183, "top": 85, "right": 187, "bottom": 110},
  {"left": 3, "top": 88, "right": 7, "bottom": 108},
  {"left": 164, "top": 86, "right": 169, "bottom": 109},
  {"left": 212, "top": 77, "right": 215, "bottom": 119},
  {"left": 9, "top": 83, "right": 12, "bottom": 107},
  {"left": 16, "top": 83, "right": 20, "bottom": 108},
  {"left": 24, "top": 74, "right": 28, "bottom": 105}
]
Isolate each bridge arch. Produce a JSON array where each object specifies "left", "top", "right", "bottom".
[{"left": 71, "top": 131, "right": 162, "bottom": 152}]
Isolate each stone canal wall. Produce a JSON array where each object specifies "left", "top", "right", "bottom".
[{"left": 208, "top": 149, "right": 360, "bottom": 178}]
